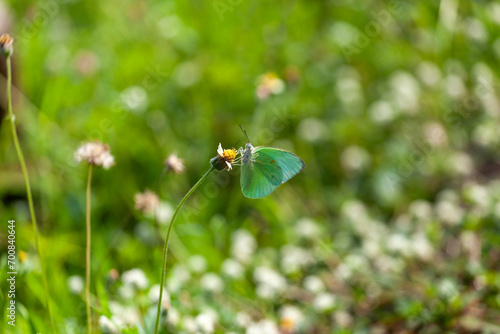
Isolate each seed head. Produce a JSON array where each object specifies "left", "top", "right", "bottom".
[
  {"left": 165, "top": 153, "right": 185, "bottom": 174},
  {"left": 134, "top": 190, "right": 160, "bottom": 214},
  {"left": 74, "top": 141, "right": 115, "bottom": 169}
]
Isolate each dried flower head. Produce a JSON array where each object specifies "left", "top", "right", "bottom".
[
  {"left": 0, "top": 33, "right": 13, "bottom": 57},
  {"left": 165, "top": 153, "right": 185, "bottom": 174},
  {"left": 210, "top": 143, "right": 237, "bottom": 171},
  {"left": 134, "top": 190, "right": 160, "bottom": 214},
  {"left": 74, "top": 141, "right": 115, "bottom": 169}
]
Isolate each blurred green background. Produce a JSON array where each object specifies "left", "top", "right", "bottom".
[{"left": 1, "top": 0, "right": 500, "bottom": 333}]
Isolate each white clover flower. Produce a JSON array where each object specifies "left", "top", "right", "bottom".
[
  {"left": 195, "top": 312, "right": 216, "bottom": 333},
  {"left": 108, "top": 301, "right": 141, "bottom": 328},
  {"left": 200, "top": 273, "right": 224, "bottom": 293},
  {"left": 280, "top": 244, "right": 315, "bottom": 274},
  {"left": 416, "top": 61, "right": 442, "bottom": 87},
  {"left": 473, "top": 122, "right": 498, "bottom": 147},
  {"left": 74, "top": 141, "right": 115, "bottom": 169},
  {"left": 368, "top": 100, "right": 396, "bottom": 124},
  {"left": 363, "top": 238, "right": 382, "bottom": 258},
  {"left": 134, "top": 190, "right": 160, "bottom": 215},
  {"left": 231, "top": 229, "right": 257, "bottom": 264},
  {"left": 438, "top": 278, "right": 459, "bottom": 300},
  {"left": 313, "top": 292, "right": 337, "bottom": 312},
  {"left": 425, "top": 122, "right": 447, "bottom": 147},
  {"left": 254, "top": 267, "right": 287, "bottom": 299},
  {"left": 188, "top": 254, "right": 208, "bottom": 273},
  {"left": 167, "top": 307, "right": 180, "bottom": 326},
  {"left": 174, "top": 61, "right": 201, "bottom": 88},
  {"left": 99, "top": 315, "right": 120, "bottom": 334},
  {"left": 279, "top": 305, "right": 305, "bottom": 331},
  {"left": 390, "top": 71, "right": 421, "bottom": 114},
  {"left": 340, "top": 145, "right": 371, "bottom": 173},
  {"left": 411, "top": 233, "right": 434, "bottom": 261},
  {"left": 117, "top": 284, "right": 135, "bottom": 300},
  {"left": 341, "top": 200, "right": 369, "bottom": 224},
  {"left": 494, "top": 202, "right": 500, "bottom": 219},
  {"left": 444, "top": 73, "right": 466, "bottom": 98},
  {"left": 334, "top": 263, "right": 352, "bottom": 280},
  {"left": 447, "top": 152, "right": 473, "bottom": 176},
  {"left": 122, "top": 268, "right": 149, "bottom": 290},
  {"left": 335, "top": 69, "right": 364, "bottom": 111},
  {"left": 221, "top": 258, "right": 245, "bottom": 279},
  {"left": 246, "top": 319, "right": 280, "bottom": 334},
  {"left": 490, "top": 3, "right": 500, "bottom": 25},
  {"left": 333, "top": 310, "right": 353, "bottom": 328},
  {"left": 465, "top": 18, "right": 488, "bottom": 43},
  {"left": 236, "top": 312, "right": 252, "bottom": 327},
  {"left": 344, "top": 254, "right": 369, "bottom": 271},
  {"left": 303, "top": 275, "right": 325, "bottom": 294},
  {"left": 464, "top": 183, "right": 490, "bottom": 209},
  {"left": 295, "top": 218, "right": 321, "bottom": 240},
  {"left": 297, "top": 117, "right": 328, "bottom": 142},
  {"left": 386, "top": 233, "right": 412, "bottom": 256},
  {"left": 121, "top": 86, "right": 148, "bottom": 114},
  {"left": 155, "top": 201, "right": 174, "bottom": 225},
  {"left": 148, "top": 284, "right": 170, "bottom": 308},
  {"left": 183, "top": 316, "right": 198, "bottom": 333},
  {"left": 409, "top": 200, "right": 433, "bottom": 221},
  {"left": 67, "top": 275, "right": 84, "bottom": 294},
  {"left": 435, "top": 200, "right": 464, "bottom": 225},
  {"left": 165, "top": 153, "right": 185, "bottom": 174},
  {"left": 167, "top": 265, "right": 191, "bottom": 292},
  {"left": 374, "top": 255, "right": 404, "bottom": 273}
]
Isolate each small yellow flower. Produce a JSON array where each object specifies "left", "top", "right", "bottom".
[
  {"left": 210, "top": 143, "right": 237, "bottom": 171},
  {"left": 19, "top": 251, "right": 28, "bottom": 263},
  {"left": 256, "top": 72, "right": 285, "bottom": 100}
]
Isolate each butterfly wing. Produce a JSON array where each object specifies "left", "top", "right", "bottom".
[
  {"left": 241, "top": 146, "right": 305, "bottom": 199},
  {"left": 256, "top": 147, "right": 305, "bottom": 184},
  {"left": 241, "top": 150, "right": 284, "bottom": 199}
]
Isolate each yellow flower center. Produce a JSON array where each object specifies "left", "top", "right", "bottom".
[
  {"left": 222, "top": 148, "right": 237, "bottom": 163},
  {"left": 0, "top": 34, "right": 13, "bottom": 46},
  {"left": 280, "top": 318, "right": 295, "bottom": 330}
]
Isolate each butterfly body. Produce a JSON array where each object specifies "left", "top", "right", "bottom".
[{"left": 240, "top": 142, "right": 305, "bottom": 199}]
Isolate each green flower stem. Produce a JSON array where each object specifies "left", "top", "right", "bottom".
[
  {"left": 154, "top": 166, "right": 215, "bottom": 334},
  {"left": 6, "top": 57, "right": 55, "bottom": 332},
  {"left": 85, "top": 165, "right": 93, "bottom": 334}
]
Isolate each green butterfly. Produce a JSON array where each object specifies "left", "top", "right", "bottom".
[{"left": 239, "top": 130, "right": 305, "bottom": 199}]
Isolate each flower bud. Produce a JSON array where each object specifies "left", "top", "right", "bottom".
[{"left": 0, "top": 34, "right": 13, "bottom": 58}]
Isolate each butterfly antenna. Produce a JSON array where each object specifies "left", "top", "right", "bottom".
[{"left": 239, "top": 125, "right": 250, "bottom": 143}]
